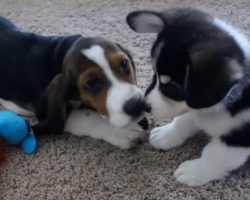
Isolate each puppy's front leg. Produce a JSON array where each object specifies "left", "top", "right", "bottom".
[
  {"left": 174, "top": 138, "right": 250, "bottom": 186},
  {"left": 149, "top": 112, "right": 198, "bottom": 150},
  {"left": 64, "top": 109, "right": 145, "bottom": 149}
]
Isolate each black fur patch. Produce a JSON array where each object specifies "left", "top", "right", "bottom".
[
  {"left": 221, "top": 123, "right": 250, "bottom": 147},
  {"left": 145, "top": 73, "right": 157, "bottom": 96},
  {"left": 0, "top": 15, "right": 82, "bottom": 108}
]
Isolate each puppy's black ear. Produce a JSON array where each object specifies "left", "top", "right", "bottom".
[
  {"left": 126, "top": 10, "right": 165, "bottom": 33},
  {"left": 184, "top": 50, "right": 235, "bottom": 109},
  {"left": 33, "top": 74, "right": 73, "bottom": 135}
]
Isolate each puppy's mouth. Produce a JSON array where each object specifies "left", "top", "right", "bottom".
[
  {"left": 112, "top": 113, "right": 147, "bottom": 128},
  {"left": 107, "top": 99, "right": 151, "bottom": 128},
  {"left": 98, "top": 113, "right": 146, "bottom": 128}
]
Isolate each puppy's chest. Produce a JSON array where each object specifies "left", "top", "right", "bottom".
[{"left": 192, "top": 109, "right": 240, "bottom": 137}]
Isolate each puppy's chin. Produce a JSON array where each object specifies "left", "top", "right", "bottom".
[
  {"left": 109, "top": 113, "right": 146, "bottom": 128},
  {"left": 147, "top": 88, "right": 189, "bottom": 120},
  {"left": 109, "top": 114, "right": 131, "bottom": 127},
  {"left": 150, "top": 105, "right": 188, "bottom": 121}
]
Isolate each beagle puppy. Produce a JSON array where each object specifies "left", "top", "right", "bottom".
[
  {"left": 127, "top": 8, "right": 250, "bottom": 185},
  {"left": 0, "top": 16, "right": 150, "bottom": 149}
]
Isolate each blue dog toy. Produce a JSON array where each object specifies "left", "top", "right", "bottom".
[{"left": 0, "top": 111, "right": 37, "bottom": 154}]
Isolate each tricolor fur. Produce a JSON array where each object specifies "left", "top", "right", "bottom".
[{"left": 0, "top": 16, "right": 149, "bottom": 149}]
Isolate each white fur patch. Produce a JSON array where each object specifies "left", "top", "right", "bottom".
[
  {"left": 64, "top": 109, "right": 144, "bottom": 149},
  {"left": 146, "top": 77, "right": 188, "bottom": 120},
  {"left": 227, "top": 59, "right": 244, "bottom": 80},
  {"left": 194, "top": 107, "right": 250, "bottom": 137},
  {"left": 159, "top": 75, "right": 171, "bottom": 84},
  {"left": 81, "top": 45, "right": 145, "bottom": 127},
  {"left": 150, "top": 104, "right": 250, "bottom": 147},
  {"left": 106, "top": 82, "right": 144, "bottom": 127},
  {"left": 81, "top": 45, "right": 117, "bottom": 83}
]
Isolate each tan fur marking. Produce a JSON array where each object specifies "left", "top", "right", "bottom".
[
  {"left": 77, "top": 67, "right": 110, "bottom": 115},
  {"left": 106, "top": 52, "right": 136, "bottom": 84}
]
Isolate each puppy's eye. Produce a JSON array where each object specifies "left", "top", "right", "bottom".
[
  {"left": 119, "top": 59, "right": 130, "bottom": 74},
  {"left": 85, "top": 78, "right": 103, "bottom": 92}
]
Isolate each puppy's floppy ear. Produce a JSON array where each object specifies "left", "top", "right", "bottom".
[
  {"left": 126, "top": 10, "right": 165, "bottom": 33},
  {"left": 184, "top": 50, "right": 235, "bottom": 109},
  {"left": 33, "top": 74, "right": 74, "bottom": 135}
]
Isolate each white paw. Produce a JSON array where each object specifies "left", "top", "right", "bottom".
[
  {"left": 149, "top": 125, "right": 184, "bottom": 150},
  {"left": 174, "top": 159, "right": 226, "bottom": 186},
  {"left": 105, "top": 124, "right": 145, "bottom": 149}
]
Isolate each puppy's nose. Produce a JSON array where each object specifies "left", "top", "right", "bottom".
[{"left": 123, "top": 98, "right": 151, "bottom": 118}]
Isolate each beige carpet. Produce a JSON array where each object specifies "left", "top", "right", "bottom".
[{"left": 1, "top": 0, "right": 250, "bottom": 199}]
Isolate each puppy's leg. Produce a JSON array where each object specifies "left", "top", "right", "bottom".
[
  {"left": 0, "top": 98, "right": 34, "bottom": 116},
  {"left": 149, "top": 112, "right": 198, "bottom": 150},
  {"left": 174, "top": 138, "right": 250, "bottom": 186},
  {"left": 64, "top": 109, "right": 145, "bottom": 149}
]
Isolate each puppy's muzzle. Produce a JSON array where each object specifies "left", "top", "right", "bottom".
[{"left": 123, "top": 97, "right": 151, "bottom": 118}]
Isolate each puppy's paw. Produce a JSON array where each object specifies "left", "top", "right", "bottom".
[
  {"left": 174, "top": 159, "right": 226, "bottom": 186},
  {"left": 106, "top": 134, "right": 135, "bottom": 149},
  {"left": 149, "top": 125, "right": 184, "bottom": 150},
  {"left": 105, "top": 125, "right": 145, "bottom": 149}
]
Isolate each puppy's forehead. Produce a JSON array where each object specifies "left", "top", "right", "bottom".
[
  {"left": 81, "top": 45, "right": 117, "bottom": 82},
  {"left": 77, "top": 38, "right": 126, "bottom": 68},
  {"left": 76, "top": 37, "right": 119, "bottom": 53}
]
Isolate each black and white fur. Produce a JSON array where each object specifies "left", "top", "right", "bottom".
[{"left": 127, "top": 8, "right": 250, "bottom": 186}]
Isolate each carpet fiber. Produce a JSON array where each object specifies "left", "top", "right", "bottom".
[{"left": 1, "top": 0, "right": 250, "bottom": 199}]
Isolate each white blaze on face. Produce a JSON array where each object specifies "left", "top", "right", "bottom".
[
  {"left": 82, "top": 45, "right": 144, "bottom": 127},
  {"left": 146, "top": 75, "right": 188, "bottom": 120}
]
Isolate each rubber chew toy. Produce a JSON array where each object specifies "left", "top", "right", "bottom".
[{"left": 0, "top": 111, "right": 37, "bottom": 154}]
